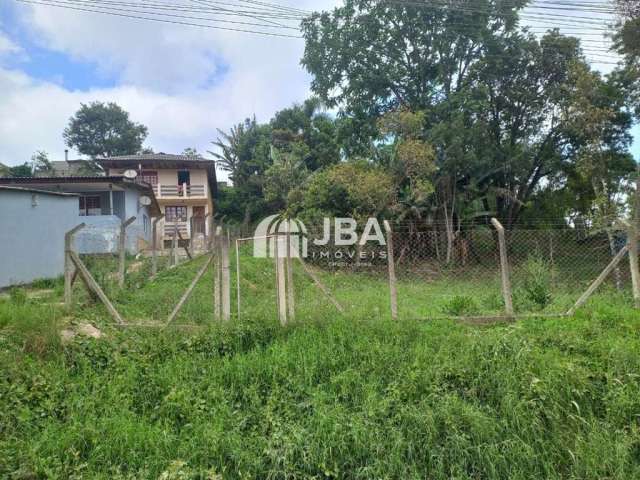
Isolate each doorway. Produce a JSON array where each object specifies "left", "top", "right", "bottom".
[{"left": 192, "top": 206, "right": 206, "bottom": 236}]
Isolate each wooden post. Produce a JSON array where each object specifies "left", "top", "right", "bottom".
[
  {"left": 221, "top": 230, "right": 231, "bottom": 321},
  {"left": 491, "top": 218, "right": 514, "bottom": 316},
  {"left": 235, "top": 238, "right": 241, "bottom": 320},
  {"left": 118, "top": 216, "right": 136, "bottom": 288},
  {"left": 568, "top": 244, "right": 630, "bottom": 315},
  {"left": 64, "top": 223, "right": 86, "bottom": 308},
  {"left": 69, "top": 251, "right": 125, "bottom": 324},
  {"left": 151, "top": 214, "right": 164, "bottom": 278},
  {"left": 166, "top": 255, "right": 214, "bottom": 325},
  {"left": 383, "top": 220, "right": 398, "bottom": 320},
  {"left": 275, "top": 233, "right": 287, "bottom": 325},
  {"left": 213, "top": 226, "right": 222, "bottom": 320},
  {"left": 285, "top": 221, "right": 295, "bottom": 321}
]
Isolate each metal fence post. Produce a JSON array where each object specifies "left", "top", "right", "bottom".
[
  {"left": 383, "top": 220, "right": 398, "bottom": 320},
  {"left": 491, "top": 218, "right": 514, "bottom": 317}
]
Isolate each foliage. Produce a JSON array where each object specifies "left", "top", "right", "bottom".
[
  {"left": 517, "top": 255, "right": 554, "bottom": 310},
  {"left": 296, "top": 161, "right": 395, "bottom": 222},
  {"left": 6, "top": 162, "right": 33, "bottom": 177},
  {"left": 30, "top": 150, "right": 52, "bottom": 176},
  {"left": 63, "top": 101, "right": 148, "bottom": 160},
  {"left": 441, "top": 295, "right": 478, "bottom": 316}
]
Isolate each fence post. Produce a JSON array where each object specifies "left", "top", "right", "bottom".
[
  {"left": 631, "top": 176, "right": 640, "bottom": 308},
  {"left": 568, "top": 244, "right": 630, "bottom": 315},
  {"left": 285, "top": 221, "right": 295, "bottom": 321},
  {"left": 235, "top": 238, "right": 241, "bottom": 320},
  {"left": 152, "top": 214, "right": 164, "bottom": 277},
  {"left": 275, "top": 232, "right": 288, "bottom": 325},
  {"left": 64, "top": 223, "right": 86, "bottom": 308},
  {"left": 118, "top": 216, "right": 137, "bottom": 288},
  {"left": 221, "top": 230, "right": 231, "bottom": 321},
  {"left": 172, "top": 224, "right": 178, "bottom": 267},
  {"left": 213, "top": 226, "right": 222, "bottom": 320},
  {"left": 383, "top": 220, "right": 398, "bottom": 320},
  {"left": 491, "top": 218, "right": 514, "bottom": 317}
]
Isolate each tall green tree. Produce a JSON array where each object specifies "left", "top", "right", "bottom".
[
  {"left": 63, "top": 102, "right": 148, "bottom": 161},
  {"left": 30, "top": 150, "right": 52, "bottom": 176}
]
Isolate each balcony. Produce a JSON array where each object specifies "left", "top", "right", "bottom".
[
  {"left": 154, "top": 184, "right": 206, "bottom": 198},
  {"left": 163, "top": 222, "right": 189, "bottom": 238}
]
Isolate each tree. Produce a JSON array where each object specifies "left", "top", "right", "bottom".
[
  {"left": 264, "top": 142, "right": 310, "bottom": 213},
  {"left": 8, "top": 163, "right": 33, "bottom": 177},
  {"left": 182, "top": 147, "right": 199, "bottom": 157},
  {"left": 30, "top": 150, "right": 52, "bottom": 176},
  {"left": 63, "top": 102, "right": 148, "bottom": 160},
  {"left": 297, "top": 161, "right": 395, "bottom": 223}
]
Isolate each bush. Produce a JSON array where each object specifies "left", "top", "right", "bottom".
[
  {"left": 518, "top": 255, "right": 553, "bottom": 310},
  {"left": 442, "top": 295, "right": 478, "bottom": 316},
  {"left": 9, "top": 288, "right": 27, "bottom": 305}
]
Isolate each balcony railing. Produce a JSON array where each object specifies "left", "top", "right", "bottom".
[
  {"left": 163, "top": 222, "right": 189, "bottom": 238},
  {"left": 155, "top": 184, "right": 206, "bottom": 198}
]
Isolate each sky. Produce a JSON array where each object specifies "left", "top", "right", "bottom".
[{"left": 0, "top": 0, "right": 638, "bottom": 182}]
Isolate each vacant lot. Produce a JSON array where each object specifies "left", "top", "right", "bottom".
[{"left": 1, "top": 254, "right": 639, "bottom": 479}]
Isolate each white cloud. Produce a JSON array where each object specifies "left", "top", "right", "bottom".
[
  {"left": 0, "top": 0, "right": 342, "bottom": 176},
  {"left": 1, "top": 0, "right": 635, "bottom": 175}
]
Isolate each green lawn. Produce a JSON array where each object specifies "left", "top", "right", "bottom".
[{"left": 1, "top": 253, "right": 639, "bottom": 478}]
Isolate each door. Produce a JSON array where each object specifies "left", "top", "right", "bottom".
[{"left": 192, "top": 206, "right": 206, "bottom": 236}]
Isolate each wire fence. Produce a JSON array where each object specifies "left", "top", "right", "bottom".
[{"left": 63, "top": 217, "right": 640, "bottom": 326}]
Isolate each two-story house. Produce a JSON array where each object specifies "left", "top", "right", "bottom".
[{"left": 98, "top": 153, "right": 217, "bottom": 250}]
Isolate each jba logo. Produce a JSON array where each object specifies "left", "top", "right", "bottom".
[{"left": 253, "top": 216, "right": 386, "bottom": 258}]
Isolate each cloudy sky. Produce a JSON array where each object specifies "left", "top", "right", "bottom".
[{"left": 0, "top": 0, "right": 637, "bottom": 181}]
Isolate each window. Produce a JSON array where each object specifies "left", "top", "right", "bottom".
[
  {"left": 143, "top": 214, "right": 150, "bottom": 235},
  {"left": 140, "top": 170, "right": 158, "bottom": 185},
  {"left": 79, "top": 195, "right": 101, "bottom": 216},
  {"left": 165, "top": 206, "right": 187, "bottom": 222}
]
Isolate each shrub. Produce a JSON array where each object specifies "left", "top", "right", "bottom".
[
  {"left": 442, "top": 295, "right": 478, "bottom": 316},
  {"left": 519, "top": 255, "right": 553, "bottom": 310},
  {"left": 9, "top": 288, "right": 27, "bottom": 305}
]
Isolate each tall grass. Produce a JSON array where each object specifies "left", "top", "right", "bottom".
[{"left": 1, "top": 254, "right": 639, "bottom": 478}]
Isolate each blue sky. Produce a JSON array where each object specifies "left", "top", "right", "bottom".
[{"left": 0, "top": 0, "right": 637, "bottom": 175}]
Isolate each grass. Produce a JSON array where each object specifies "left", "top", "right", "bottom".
[{"left": 1, "top": 251, "right": 639, "bottom": 478}]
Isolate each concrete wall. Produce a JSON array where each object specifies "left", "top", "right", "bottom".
[
  {"left": 74, "top": 190, "right": 151, "bottom": 254},
  {"left": 0, "top": 190, "right": 78, "bottom": 288}
]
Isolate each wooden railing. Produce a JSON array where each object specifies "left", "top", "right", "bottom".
[{"left": 155, "top": 184, "right": 206, "bottom": 198}]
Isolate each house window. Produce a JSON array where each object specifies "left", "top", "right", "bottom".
[
  {"left": 143, "top": 214, "right": 150, "bottom": 235},
  {"left": 79, "top": 195, "right": 101, "bottom": 216},
  {"left": 165, "top": 206, "right": 187, "bottom": 222},
  {"left": 140, "top": 170, "right": 158, "bottom": 185}
]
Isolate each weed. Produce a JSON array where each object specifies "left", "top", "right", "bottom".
[
  {"left": 517, "top": 255, "right": 553, "bottom": 310},
  {"left": 9, "top": 287, "right": 27, "bottom": 305},
  {"left": 442, "top": 294, "right": 478, "bottom": 316}
]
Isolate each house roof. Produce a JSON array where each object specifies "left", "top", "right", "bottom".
[
  {"left": 36, "top": 160, "right": 96, "bottom": 177},
  {"left": 97, "top": 153, "right": 218, "bottom": 197},
  {"left": 0, "top": 176, "right": 161, "bottom": 216},
  {"left": 0, "top": 185, "right": 79, "bottom": 197}
]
